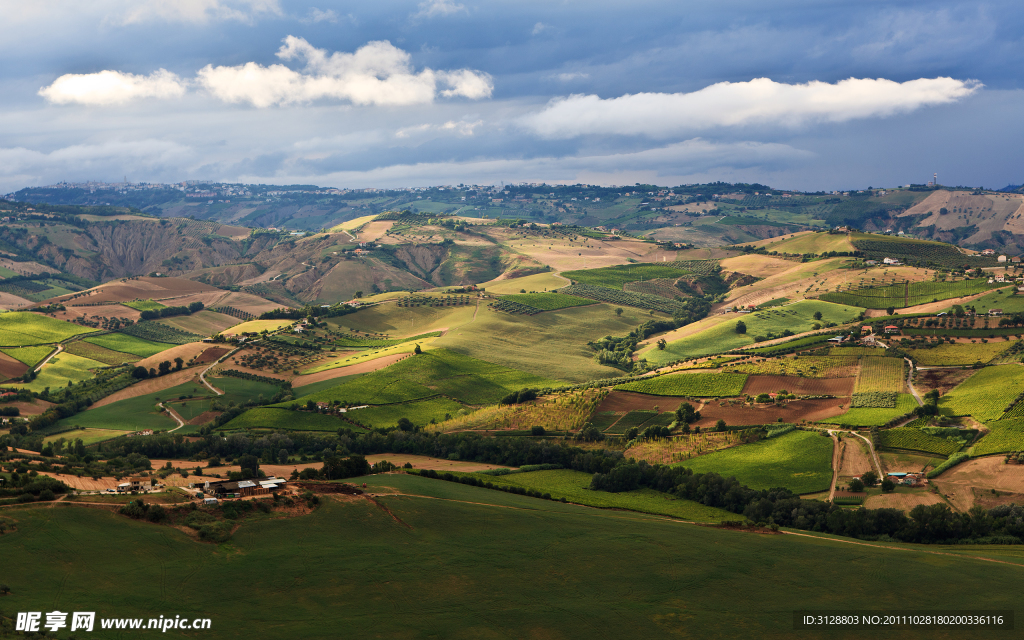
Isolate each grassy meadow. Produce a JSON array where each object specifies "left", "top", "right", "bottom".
[
  {"left": 674, "top": 429, "right": 834, "bottom": 494},
  {"left": 0, "top": 311, "right": 95, "bottom": 346},
  {"left": 2, "top": 476, "right": 1021, "bottom": 639},
  {"left": 17, "top": 353, "right": 105, "bottom": 392},
  {"left": 84, "top": 332, "right": 175, "bottom": 357}
]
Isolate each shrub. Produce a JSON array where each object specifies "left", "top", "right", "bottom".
[
  {"left": 184, "top": 510, "right": 216, "bottom": 529},
  {"left": 198, "top": 521, "right": 233, "bottom": 543}
]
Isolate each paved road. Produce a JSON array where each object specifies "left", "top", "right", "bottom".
[
  {"left": 199, "top": 347, "right": 242, "bottom": 396},
  {"left": 35, "top": 344, "right": 62, "bottom": 372}
]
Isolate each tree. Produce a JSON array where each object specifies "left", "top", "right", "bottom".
[
  {"left": 132, "top": 366, "right": 149, "bottom": 379},
  {"left": 354, "top": 291, "right": 363, "bottom": 298},
  {"left": 278, "top": 448, "right": 289, "bottom": 464},
  {"left": 237, "top": 454, "right": 259, "bottom": 480},
  {"left": 615, "top": 308, "right": 623, "bottom": 317},
  {"left": 396, "top": 417, "right": 414, "bottom": 431},
  {"left": 656, "top": 338, "right": 667, "bottom": 350},
  {"left": 886, "top": 307, "right": 895, "bottom": 316},
  {"left": 413, "top": 343, "right": 422, "bottom": 354},
  {"left": 174, "top": 357, "right": 184, "bottom": 371},
  {"left": 531, "top": 426, "right": 545, "bottom": 436},
  {"left": 861, "top": 471, "right": 879, "bottom": 487},
  {"left": 675, "top": 402, "right": 700, "bottom": 424},
  {"left": 848, "top": 478, "right": 865, "bottom": 492},
  {"left": 880, "top": 478, "right": 895, "bottom": 493},
  {"left": 714, "top": 419, "right": 726, "bottom": 432},
  {"left": 735, "top": 320, "right": 746, "bottom": 334},
  {"left": 813, "top": 311, "right": 822, "bottom": 320}
]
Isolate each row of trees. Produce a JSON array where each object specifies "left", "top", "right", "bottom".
[{"left": 139, "top": 301, "right": 203, "bottom": 321}]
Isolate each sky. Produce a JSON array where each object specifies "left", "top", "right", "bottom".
[{"left": 2, "top": 0, "right": 1023, "bottom": 192}]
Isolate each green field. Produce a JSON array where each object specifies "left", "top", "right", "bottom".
[
  {"left": 0, "top": 344, "right": 54, "bottom": 366},
  {"left": 220, "top": 407, "right": 363, "bottom": 432},
  {"left": 64, "top": 340, "right": 139, "bottom": 365},
  {"left": 457, "top": 469, "right": 734, "bottom": 522},
  {"left": 820, "top": 279, "right": 1000, "bottom": 309},
  {"left": 4, "top": 476, "right": 1023, "bottom": 639},
  {"left": 284, "top": 349, "right": 557, "bottom": 408},
  {"left": 119, "top": 321, "right": 204, "bottom": 345},
  {"left": 647, "top": 300, "right": 863, "bottom": 364},
  {"left": 958, "top": 289, "right": 1024, "bottom": 315},
  {"left": 876, "top": 427, "right": 964, "bottom": 456},
  {"left": 824, "top": 394, "right": 918, "bottom": 427},
  {"left": 906, "top": 342, "right": 1011, "bottom": 366},
  {"left": 57, "top": 381, "right": 209, "bottom": 432},
  {"left": 939, "top": 365, "right": 1024, "bottom": 421},
  {"left": 561, "top": 264, "right": 693, "bottom": 290},
  {"left": 497, "top": 292, "right": 596, "bottom": 311},
  {"left": 615, "top": 372, "right": 748, "bottom": 397},
  {"left": 331, "top": 330, "right": 442, "bottom": 348},
  {"left": 123, "top": 299, "right": 166, "bottom": 311},
  {"left": 344, "top": 397, "right": 469, "bottom": 429},
  {"left": 672, "top": 430, "right": 834, "bottom": 494},
  {"left": 17, "top": 353, "right": 106, "bottom": 392},
  {"left": 84, "top": 332, "right": 175, "bottom": 357},
  {"left": 0, "top": 311, "right": 95, "bottom": 346},
  {"left": 43, "top": 428, "right": 126, "bottom": 446},
  {"left": 972, "top": 418, "right": 1024, "bottom": 456}
]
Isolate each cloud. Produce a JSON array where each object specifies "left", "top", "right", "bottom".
[
  {"left": 303, "top": 8, "right": 339, "bottom": 24},
  {"left": 38, "top": 69, "right": 187, "bottom": 106},
  {"left": 119, "top": 0, "right": 280, "bottom": 25},
  {"left": 412, "top": 0, "right": 466, "bottom": 19},
  {"left": 531, "top": 22, "right": 548, "bottom": 35},
  {"left": 38, "top": 38, "right": 492, "bottom": 108},
  {"left": 555, "top": 72, "right": 589, "bottom": 82},
  {"left": 395, "top": 119, "right": 482, "bottom": 138},
  {"left": 198, "top": 37, "right": 492, "bottom": 107},
  {"left": 522, "top": 77, "right": 981, "bottom": 138}
]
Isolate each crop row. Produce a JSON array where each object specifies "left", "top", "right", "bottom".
[
  {"left": 853, "top": 238, "right": 998, "bottom": 269},
  {"left": 851, "top": 392, "right": 898, "bottom": 408},
  {"left": 560, "top": 283, "right": 696, "bottom": 314},
  {"left": 938, "top": 365, "right": 1024, "bottom": 421},
  {"left": 876, "top": 427, "right": 963, "bottom": 456},
  {"left": 729, "top": 356, "right": 859, "bottom": 379},
  {"left": 489, "top": 299, "right": 542, "bottom": 315},
  {"left": 615, "top": 372, "right": 748, "bottom": 397},
  {"left": 819, "top": 278, "right": 997, "bottom": 309},
  {"left": 972, "top": 419, "right": 1024, "bottom": 456},
  {"left": 118, "top": 321, "right": 204, "bottom": 345},
  {"left": 855, "top": 356, "right": 905, "bottom": 393}
]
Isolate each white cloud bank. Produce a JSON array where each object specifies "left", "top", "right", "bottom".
[
  {"left": 522, "top": 77, "right": 981, "bottom": 138},
  {"left": 38, "top": 69, "right": 187, "bottom": 106},
  {"left": 38, "top": 37, "right": 492, "bottom": 108}
]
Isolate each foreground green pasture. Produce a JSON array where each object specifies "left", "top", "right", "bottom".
[
  {"left": 647, "top": 300, "right": 863, "bottom": 364},
  {"left": 3, "top": 477, "right": 1022, "bottom": 640},
  {"left": 454, "top": 468, "right": 734, "bottom": 522},
  {"left": 674, "top": 430, "right": 833, "bottom": 494},
  {"left": 0, "top": 311, "right": 95, "bottom": 346},
  {"left": 0, "top": 345, "right": 54, "bottom": 366}
]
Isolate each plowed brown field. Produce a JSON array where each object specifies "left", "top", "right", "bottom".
[
  {"left": 695, "top": 398, "right": 849, "bottom": 427},
  {"left": 742, "top": 375, "right": 855, "bottom": 396}
]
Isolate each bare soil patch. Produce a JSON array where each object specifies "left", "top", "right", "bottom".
[
  {"left": 934, "top": 457, "right": 1024, "bottom": 493},
  {"left": 0, "top": 399, "right": 54, "bottom": 416},
  {"left": 136, "top": 342, "right": 209, "bottom": 370},
  {"left": 89, "top": 369, "right": 198, "bottom": 409},
  {"left": 695, "top": 397, "right": 850, "bottom": 427},
  {"left": 0, "top": 291, "right": 33, "bottom": 310},
  {"left": 596, "top": 391, "right": 685, "bottom": 413},
  {"left": 742, "top": 375, "right": 855, "bottom": 397},
  {"left": 47, "top": 276, "right": 219, "bottom": 305},
  {"left": 864, "top": 491, "right": 944, "bottom": 512},
  {"left": 187, "top": 410, "right": 222, "bottom": 425},
  {"left": 0, "top": 352, "right": 28, "bottom": 380},
  {"left": 838, "top": 436, "right": 874, "bottom": 478},
  {"left": 292, "top": 353, "right": 410, "bottom": 387},
  {"left": 37, "top": 472, "right": 120, "bottom": 491},
  {"left": 193, "top": 347, "right": 230, "bottom": 365},
  {"left": 915, "top": 368, "right": 977, "bottom": 396}
]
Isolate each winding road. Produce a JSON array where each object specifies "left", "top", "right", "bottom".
[{"left": 35, "top": 344, "right": 62, "bottom": 372}]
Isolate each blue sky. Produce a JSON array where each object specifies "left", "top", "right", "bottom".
[{"left": 2, "top": 0, "right": 1022, "bottom": 191}]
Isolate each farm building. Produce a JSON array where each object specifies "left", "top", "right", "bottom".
[
  {"left": 860, "top": 326, "right": 872, "bottom": 334},
  {"left": 117, "top": 477, "right": 151, "bottom": 493},
  {"left": 989, "top": 309, "right": 1003, "bottom": 317},
  {"left": 193, "top": 477, "right": 287, "bottom": 497},
  {"left": 884, "top": 325, "right": 900, "bottom": 334}
]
